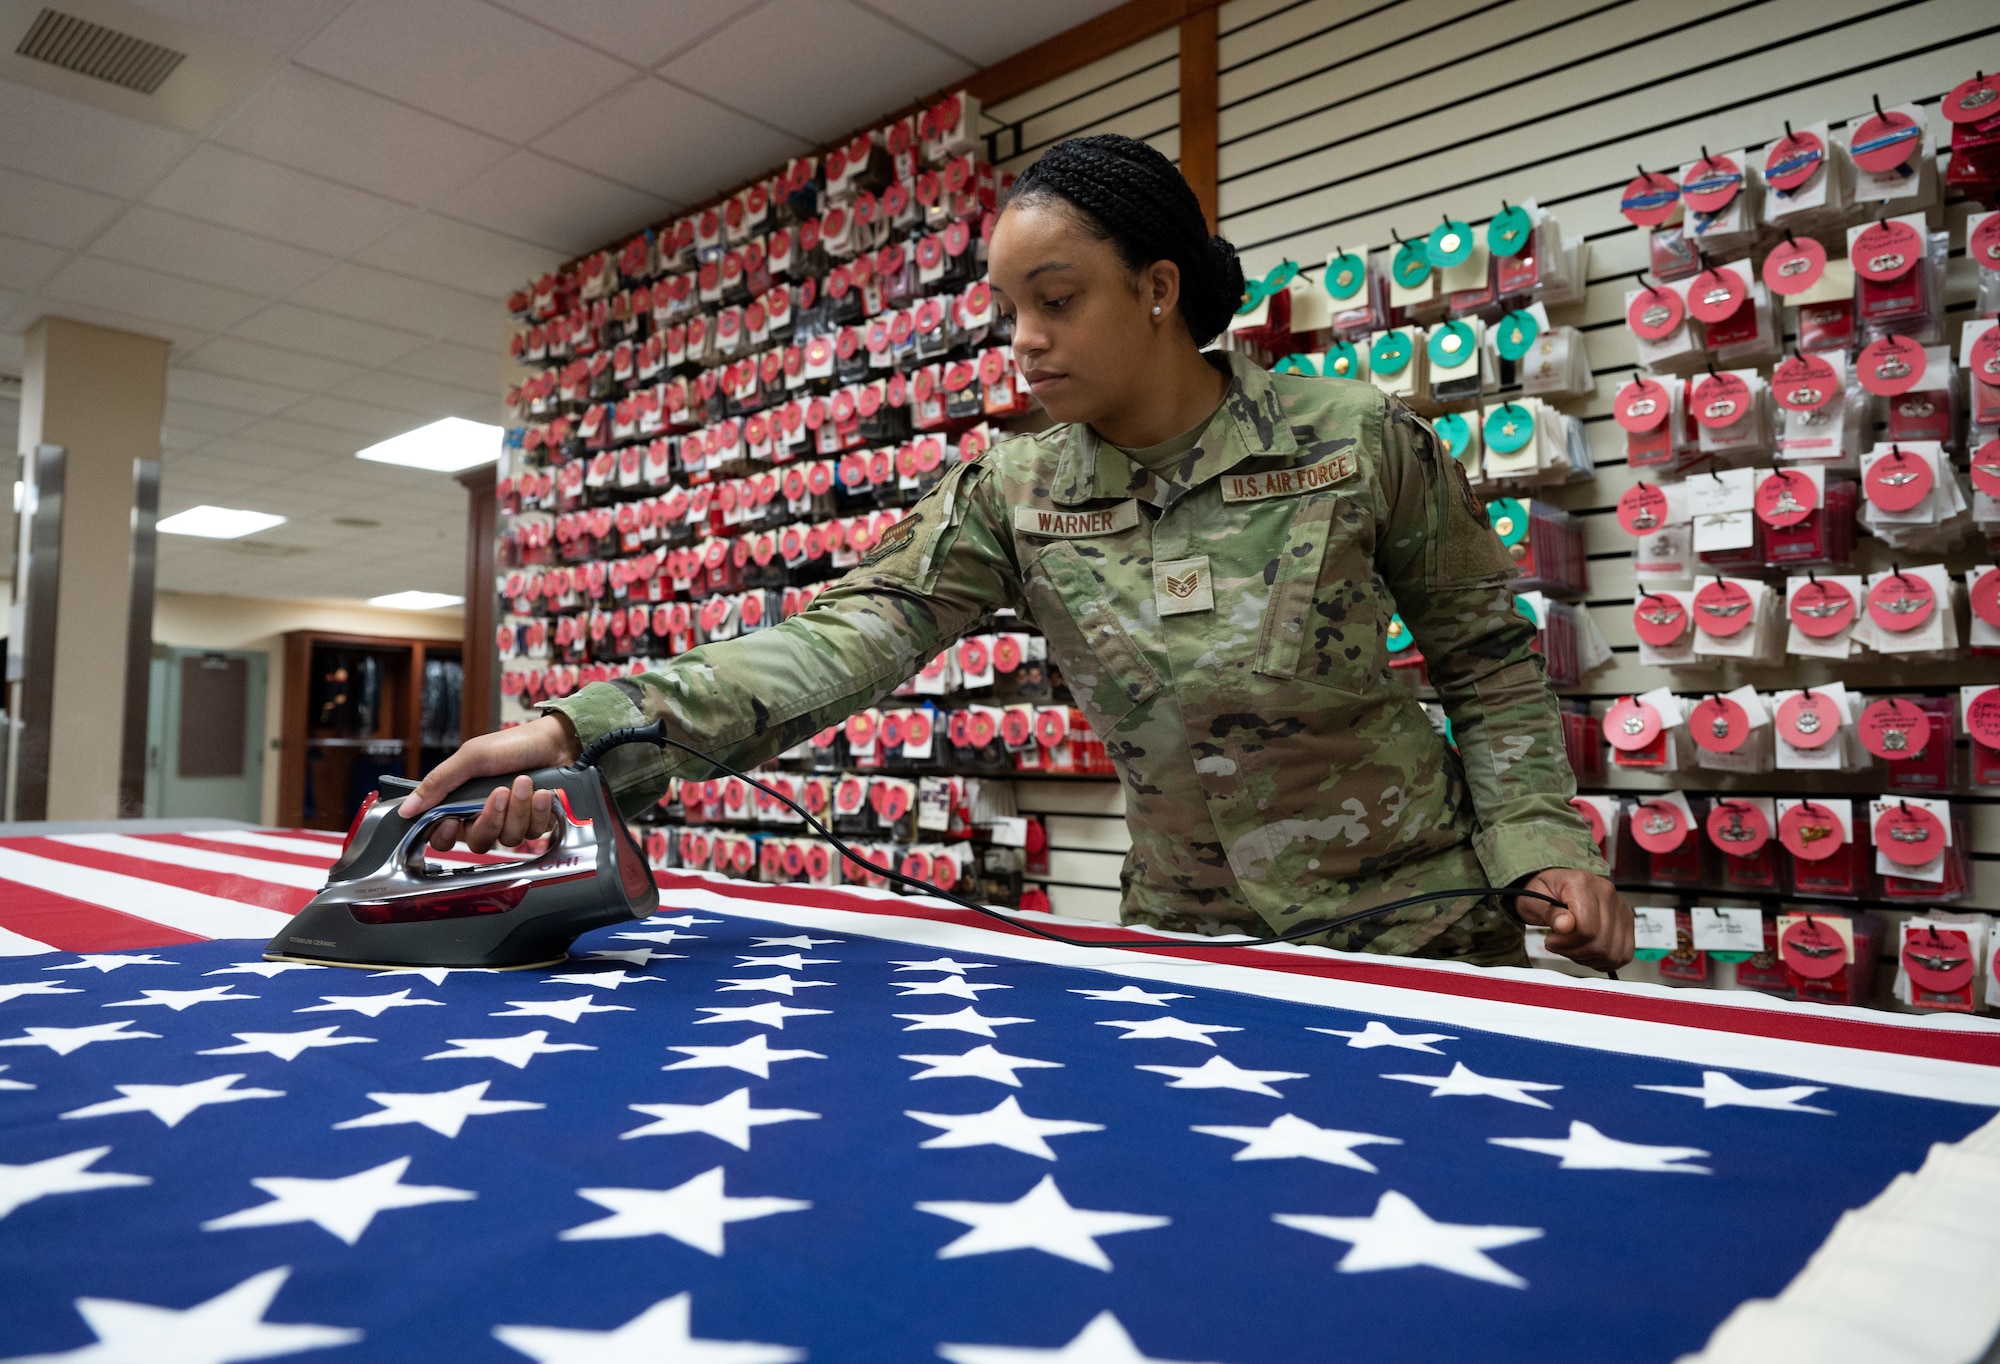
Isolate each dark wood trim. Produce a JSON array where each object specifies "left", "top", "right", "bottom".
[
  {"left": 1177, "top": 4, "right": 1220, "bottom": 231},
  {"left": 457, "top": 463, "right": 497, "bottom": 740},
  {"left": 968, "top": 0, "right": 1222, "bottom": 108},
  {"left": 117, "top": 456, "right": 159, "bottom": 817}
]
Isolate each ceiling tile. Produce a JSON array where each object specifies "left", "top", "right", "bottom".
[
  {"left": 0, "top": 76, "right": 194, "bottom": 198},
  {"left": 858, "top": 0, "right": 1125, "bottom": 66},
  {"left": 92, "top": 205, "right": 337, "bottom": 297},
  {"left": 237, "top": 415, "right": 384, "bottom": 456},
  {"left": 146, "top": 144, "right": 416, "bottom": 258},
  {"left": 279, "top": 394, "right": 417, "bottom": 439},
  {"left": 0, "top": 167, "right": 124, "bottom": 250},
  {"left": 534, "top": 78, "right": 806, "bottom": 205},
  {"left": 165, "top": 368, "right": 304, "bottom": 415},
  {"left": 229, "top": 303, "right": 430, "bottom": 367},
  {"left": 397, "top": 339, "right": 511, "bottom": 392},
  {"left": 124, "top": 0, "right": 354, "bottom": 55},
  {"left": 180, "top": 335, "right": 366, "bottom": 390},
  {"left": 198, "top": 436, "right": 344, "bottom": 473},
  {"left": 43, "top": 257, "right": 263, "bottom": 333},
  {"left": 159, "top": 426, "right": 209, "bottom": 453},
  {"left": 487, "top": 0, "right": 764, "bottom": 67},
  {"left": 162, "top": 397, "right": 261, "bottom": 436},
  {"left": 331, "top": 369, "right": 498, "bottom": 421},
  {"left": 661, "top": 0, "right": 972, "bottom": 141},
  {"left": 286, "top": 261, "right": 502, "bottom": 344},
  {"left": 296, "top": 0, "right": 637, "bottom": 143},
  {"left": 350, "top": 214, "right": 562, "bottom": 299},
  {"left": 0, "top": 234, "right": 68, "bottom": 293},
  {"left": 212, "top": 66, "right": 512, "bottom": 206},
  {"left": 436, "top": 150, "right": 672, "bottom": 254}
]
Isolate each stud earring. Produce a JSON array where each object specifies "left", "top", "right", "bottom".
[{"left": 1152, "top": 305, "right": 1162, "bottom": 315}]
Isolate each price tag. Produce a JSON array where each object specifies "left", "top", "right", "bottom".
[
  {"left": 1632, "top": 906, "right": 1680, "bottom": 955},
  {"left": 1691, "top": 906, "right": 1765, "bottom": 953}
]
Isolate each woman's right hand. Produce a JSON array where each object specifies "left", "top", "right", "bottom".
[{"left": 397, "top": 714, "right": 583, "bottom": 853}]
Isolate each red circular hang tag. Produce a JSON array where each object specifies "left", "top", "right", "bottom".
[
  {"left": 992, "top": 635, "right": 1022, "bottom": 673},
  {"left": 1680, "top": 153, "right": 1743, "bottom": 215},
  {"left": 1904, "top": 927, "right": 1975, "bottom": 994},
  {"left": 1632, "top": 594, "right": 1689, "bottom": 647},
  {"left": 1852, "top": 219, "right": 1922, "bottom": 282},
  {"left": 1569, "top": 798, "right": 1607, "bottom": 851},
  {"left": 1687, "top": 267, "right": 1747, "bottom": 323},
  {"left": 1626, "top": 286, "right": 1685, "bottom": 340},
  {"left": 1788, "top": 578, "right": 1855, "bottom": 637},
  {"left": 1755, "top": 469, "right": 1817, "bottom": 528},
  {"left": 1706, "top": 801, "right": 1771, "bottom": 857},
  {"left": 968, "top": 710, "right": 997, "bottom": 747},
  {"left": 1603, "top": 696, "right": 1663, "bottom": 751},
  {"left": 1946, "top": 72, "right": 2000, "bottom": 123},
  {"left": 1631, "top": 800, "right": 1687, "bottom": 853},
  {"left": 1761, "top": 235, "right": 1827, "bottom": 295},
  {"left": 1857, "top": 335, "right": 1924, "bottom": 397},
  {"left": 1850, "top": 109, "right": 1922, "bottom": 173},
  {"left": 1868, "top": 571, "right": 1935, "bottom": 633},
  {"left": 1776, "top": 691, "right": 1839, "bottom": 748},
  {"left": 1771, "top": 352, "right": 1837, "bottom": 412},
  {"left": 1764, "top": 130, "right": 1826, "bottom": 192},
  {"left": 1001, "top": 709, "right": 1032, "bottom": 748},
  {"left": 1857, "top": 697, "right": 1932, "bottom": 761},
  {"left": 1780, "top": 917, "right": 1848, "bottom": 978},
  {"left": 1619, "top": 171, "right": 1681, "bottom": 227},
  {"left": 1693, "top": 578, "right": 1754, "bottom": 635},
  {"left": 1972, "top": 214, "right": 2000, "bottom": 271},
  {"left": 959, "top": 637, "right": 989, "bottom": 675},
  {"left": 1970, "top": 327, "right": 2000, "bottom": 388},
  {"left": 1690, "top": 372, "right": 1749, "bottom": 429},
  {"left": 1688, "top": 695, "right": 1750, "bottom": 753},
  {"left": 1617, "top": 483, "right": 1669, "bottom": 535},
  {"left": 1965, "top": 687, "right": 2000, "bottom": 747},
  {"left": 1614, "top": 378, "right": 1670, "bottom": 432},
  {"left": 1874, "top": 802, "right": 1946, "bottom": 866},
  {"left": 1972, "top": 571, "right": 2000, "bottom": 628},
  {"left": 1865, "top": 448, "right": 1933, "bottom": 512}
]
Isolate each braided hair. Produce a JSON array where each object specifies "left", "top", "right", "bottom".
[{"left": 1002, "top": 134, "right": 1246, "bottom": 347}]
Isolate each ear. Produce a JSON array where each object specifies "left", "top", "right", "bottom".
[{"left": 1143, "top": 259, "right": 1183, "bottom": 323}]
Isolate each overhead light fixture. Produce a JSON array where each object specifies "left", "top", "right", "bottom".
[
  {"left": 157, "top": 504, "right": 287, "bottom": 539},
  {"left": 356, "top": 416, "right": 502, "bottom": 473},
  {"left": 368, "top": 591, "right": 464, "bottom": 611}
]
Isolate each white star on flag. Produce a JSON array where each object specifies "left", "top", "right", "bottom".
[
  {"left": 0, "top": 1146, "right": 150, "bottom": 1219},
  {"left": 695, "top": 1002, "right": 830, "bottom": 1030},
  {"left": 622, "top": 1087, "right": 820, "bottom": 1149},
  {"left": 1489, "top": 1121, "right": 1711, "bottom": 1173},
  {"left": 0, "top": 981, "right": 83, "bottom": 1004},
  {"left": 0, "top": 1065, "right": 32, "bottom": 1091},
  {"left": 1192, "top": 1114, "right": 1403, "bottom": 1172},
  {"left": 45, "top": 954, "right": 176, "bottom": 973},
  {"left": 559, "top": 1166, "right": 809, "bottom": 1255},
  {"left": 493, "top": 1292, "right": 803, "bottom": 1364},
  {"left": 664, "top": 1034, "right": 826, "bottom": 1079},
  {"left": 297, "top": 989, "right": 444, "bottom": 1018},
  {"left": 1275, "top": 1190, "right": 1543, "bottom": 1288},
  {"left": 907, "top": 1095, "right": 1104, "bottom": 1160},
  {"left": 918, "top": 1174, "right": 1169, "bottom": 1271},
  {"left": 715, "top": 975, "right": 834, "bottom": 996},
  {"left": 204, "top": 962, "right": 324, "bottom": 978},
  {"left": 613, "top": 926, "right": 706, "bottom": 946},
  {"left": 1067, "top": 986, "right": 1187, "bottom": 1007},
  {"left": 543, "top": 970, "right": 663, "bottom": 990},
  {"left": 1095, "top": 1018, "right": 1240, "bottom": 1046},
  {"left": 490, "top": 995, "right": 634, "bottom": 1024},
  {"left": 895, "top": 1007, "right": 1033, "bottom": 1038},
  {"left": 1309, "top": 1021, "right": 1455, "bottom": 1053},
  {"left": 1381, "top": 1062, "right": 1562, "bottom": 1108},
  {"left": 901, "top": 1045, "right": 1063, "bottom": 1088},
  {"left": 200, "top": 1028, "right": 377, "bottom": 1062},
  {"left": 1636, "top": 1070, "right": 1835, "bottom": 1114},
  {"left": 891, "top": 977, "right": 1012, "bottom": 1000},
  {"left": 654, "top": 914, "right": 724, "bottom": 927},
  {"left": 752, "top": 935, "right": 839, "bottom": 949},
  {"left": 425, "top": 1031, "right": 596, "bottom": 1070},
  {"left": 0, "top": 1020, "right": 161, "bottom": 1056},
  {"left": 588, "top": 948, "right": 682, "bottom": 966},
  {"left": 333, "top": 1081, "right": 544, "bottom": 1137},
  {"left": 60, "top": 1074, "right": 284, "bottom": 1128},
  {"left": 203, "top": 1156, "right": 476, "bottom": 1244},
  {"left": 367, "top": 967, "right": 498, "bottom": 987},
  {"left": 100, "top": 986, "right": 258, "bottom": 1012},
  {"left": 939, "top": 1310, "right": 1227, "bottom": 1364},
  {"left": 891, "top": 957, "right": 994, "bottom": 975},
  {"left": 736, "top": 953, "right": 837, "bottom": 971},
  {"left": 1136, "top": 1056, "right": 1305, "bottom": 1098},
  {"left": 6, "top": 1266, "right": 361, "bottom": 1362}
]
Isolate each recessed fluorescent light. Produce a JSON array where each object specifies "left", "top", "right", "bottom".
[
  {"left": 157, "top": 505, "right": 287, "bottom": 539},
  {"left": 356, "top": 416, "right": 502, "bottom": 473},
  {"left": 368, "top": 591, "right": 464, "bottom": 611}
]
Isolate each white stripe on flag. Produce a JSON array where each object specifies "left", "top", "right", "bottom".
[
  {"left": 0, "top": 848, "right": 291, "bottom": 942},
  {"left": 52, "top": 834, "right": 329, "bottom": 890},
  {"left": 0, "top": 923, "right": 54, "bottom": 956},
  {"left": 189, "top": 831, "right": 340, "bottom": 860}
]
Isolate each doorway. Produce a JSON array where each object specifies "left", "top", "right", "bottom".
[{"left": 145, "top": 648, "right": 268, "bottom": 822}]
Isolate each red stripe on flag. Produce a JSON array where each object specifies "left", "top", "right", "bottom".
[
  {"left": 0, "top": 880, "right": 208, "bottom": 952},
  {"left": 13, "top": 838, "right": 312, "bottom": 915},
  {"left": 150, "top": 833, "right": 336, "bottom": 871}
]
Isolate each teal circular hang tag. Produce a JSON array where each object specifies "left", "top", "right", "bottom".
[
  {"left": 1427, "top": 320, "right": 1476, "bottom": 370},
  {"left": 1485, "top": 403, "right": 1534, "bottom": 454},
  {"left": 1260, "top": 260, "right": 1300, "bottom": 295},
  {"left": 1488, "top": 204, "right": 1534, "bottom": 258},
  {"left": 1323, "top": 339, "right": 1361, "bottom": 380},
  {"left": 1272, "top": 352, "right": 1318, "bottom": 376},
  {"left": 1513, "top": 594, "right": 1540, "bottom": 628},
  {"left": 1385, "top": 613, "right": 1414, "bottom": 653},
  {"left": 1369, "top": 330, "right": 1413, "bottom": 376},
  {"left": 1391, "top": 241, "right": 1432, "bottom": 289},
  {"left": 1433, "top": 410, "right": 1471, "bottom": 459},
  {"left": 1324, "top": 251, "right": 1366, "bottom": 300},
  {"left": 1487, "top": 496, "right": 1529, "bottom": 546},
  {"left": 1495, "top": 310, "right": 1540, "bottom": 362},
  {"left": 1427, "top": 218, "right": 1475, "bottom": 268},
  {"left": 1234, "top": 280, "right": 1271, "bottom": 316}
]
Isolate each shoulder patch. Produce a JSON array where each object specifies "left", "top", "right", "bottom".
[{"left": 860, "top": 512, "right": 923, "bottom": 565}]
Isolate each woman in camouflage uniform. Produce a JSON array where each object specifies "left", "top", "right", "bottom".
[{"left": 409, "top": 135, "right": 1632, "bottom": 972}]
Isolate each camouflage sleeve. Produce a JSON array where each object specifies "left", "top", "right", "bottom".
[
  {"left": 542, "top": 457, "right": 1022, "bottom": 816},
  {"left": 1372, "top": 398, "right": 1609, "bottom": 887}
]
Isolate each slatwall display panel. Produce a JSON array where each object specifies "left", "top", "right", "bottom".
[
  {"left": 1210, "top": 0, "right": 2000, "bottom": 955},
  {"left": 982, "top": 27, "right": 1181, "bottom": 176}
]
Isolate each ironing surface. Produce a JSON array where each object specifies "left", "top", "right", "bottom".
[{"left": 1, "top": 842, "right": 1998, "bottom": 1362}]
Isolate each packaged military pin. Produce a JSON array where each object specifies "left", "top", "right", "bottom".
[
  {"left": 1678, "top": 149, "right": 1761, "bottom": 253},
  {"left": 1785, "top": 572, "right": 1864, "bottom": 659},
  {"left": 1859, "top": 443, "right": 1966, "bottom": 553},
  {"left": 1893, "top": 913, "right": 1985, "bottom": 1012},
  {"left": 1427, "top": 214, "right": 1492, "bottom": 307},
  {"left": 1773, "top": 350, "right": 1863, "bottom": 468},
  {"left": 1632, "top": 588, "right": 1697, "bottom": 666},
  {"left": 1853, "top": 563, "right": 1959, "bottom": 658},
  {"left": 1614, "top": 375, "right": 1689, "bottom": 471},
  {"left": 1963, "top": 684, "right": 2000, "bottom": 786},
  {"left": 1689, "top": 368, "right": 1771, "bottom": 458},
  {"left": 1425, "top": 315, "right": 1485, "bottom": 404},
  {"left": 1326, "top": 246, "right": 1390, "bottom": 336},
  {"left": 1386, "top": 234, "right": 1438, "bottom": 311},
  {"left": 1690, "top": 574, "right": 1782, "bottom": 663},
  {"left": 1686, "top": 466, "right": 1758, "bottom": 559},
  {"left": 1968, "top": 565, "right": 2000, "bottom": 653},
  {"left": 1367, "top": 326, "right": 1424, "bottom": 401},
  {"left": 1763, "top": 120, "right": 1852, "bottom": 227},
  {"left": 1968, "top": 211, "right": 2000, "bottom": 314},
  {"left": 1959, "top": 317, "right": 2000, "bottom": 428},
  {"left": 1848, "top": 99, "right": 1936, "bottom": 209},
  {"left": 1869, "top": 795, "right": 1958, "bottom": 890},
  {"left": 1707, "top": 802, "right": 1782, "bottom": 893},
  {"left": 1625, "top": 276, "right": 1701, "bottom": 371},
  {"left": 1776, "top": 799, "right": 1863, "bottom": 899},
  {"left": 1686, "top": 685, "right": 1773, "bottom": 775},
  {"left": 1771, "top": 683, "right": 1864, "bottom": 773}
]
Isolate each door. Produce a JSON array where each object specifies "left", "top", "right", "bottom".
[{"left": 146, "top": 648, "right": 268, "bottom": 822}]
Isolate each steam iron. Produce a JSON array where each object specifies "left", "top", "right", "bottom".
[{"left": 267, "top": 763, "right": 657, "bottom": 970}]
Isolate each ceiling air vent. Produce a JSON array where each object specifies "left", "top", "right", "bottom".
[{"left": 14, "top": 7, "right": 186, "bottom": 95}]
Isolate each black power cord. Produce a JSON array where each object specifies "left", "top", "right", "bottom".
[{"left": 577, "top": 719, "right": 1618, "bottom": 978}]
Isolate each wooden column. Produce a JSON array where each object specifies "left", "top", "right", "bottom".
[
  {"left": 457, "top": 463, "right": 497, "bottom": 740},
  {"left": 1178, "top": 4, "right": 1220, "bottom": 232}
]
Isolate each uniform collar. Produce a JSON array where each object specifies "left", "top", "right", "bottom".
[{"left": 1050, "top": 351, "right": 1300, "bottom": 507}]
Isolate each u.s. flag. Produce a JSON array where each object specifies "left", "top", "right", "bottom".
[{"left": 1, "top": 827, "right": 1998, "bottom": 1363}]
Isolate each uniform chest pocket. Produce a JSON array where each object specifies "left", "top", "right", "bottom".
[
  {"left": 1252, "top": 490, "right": 1376, "bottom": 690},
  {"left": 1023, "top": 539, "right": 1162, "bottom": 721}
]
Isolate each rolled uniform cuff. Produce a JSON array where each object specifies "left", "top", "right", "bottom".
[
  {"left": 1472, "top": 818, "right": 1610, "bottom": 891},
  {"left": 540, "top": 680, "right": 671, "bottom": 818}
]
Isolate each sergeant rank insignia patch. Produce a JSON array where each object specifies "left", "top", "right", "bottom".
[{"left": 1153, "top": 555, "right": 1214, "bottom": 615}]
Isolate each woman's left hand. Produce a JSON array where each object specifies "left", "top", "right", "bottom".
[{"left": 1514, "top": 868, "right": 1633, "bottom": 972}]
